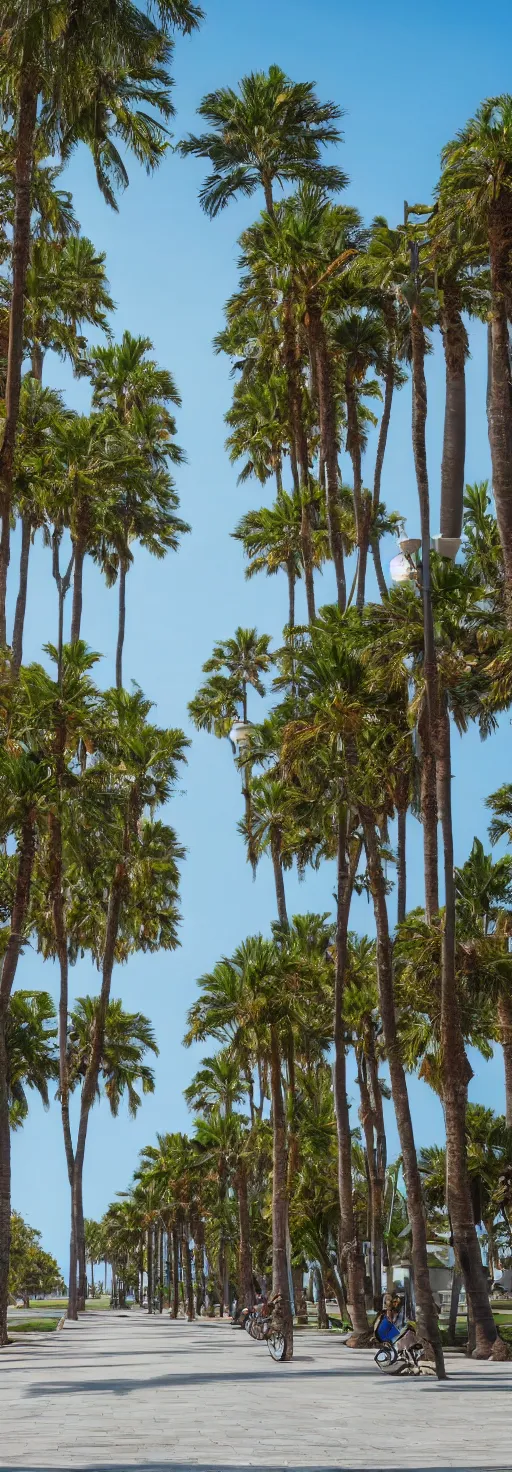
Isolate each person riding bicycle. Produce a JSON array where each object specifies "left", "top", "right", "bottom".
[{"left": 374, "top": 1292, "right": 417, "bottom": 1352}]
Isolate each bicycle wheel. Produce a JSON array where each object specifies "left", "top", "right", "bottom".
[
  {"left": 374, "top": 1344, "right": 399, "bottom": 1374},
  {"left": 267, "top": 1331, "right": 287, "bottom": 1362}
]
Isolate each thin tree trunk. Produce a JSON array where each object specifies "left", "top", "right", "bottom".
[
  {"left": 357, "top": 1050, "right": 385, "bottom": 1310},
  {"left": 346, "top": 375, "right": 369, "bottom": 612},
  {"left": 76, "top": 1175, "right": 87, "bottom": 1311},
  {"left": 307, "top": 305, "right": 346, "bottom": 611},
  {"left": 183, "top": 1227, "right": 195, "bottom": 1320},
  {"left": 371, "top": 535, "right": 388, "bottom": 601},
  {"left": 11, "top": 517, "right": 31, "bottom": 674},
  {"left": 286, "top": 559, "right": 295, "bottom": 630},
  {"left": 361, "top": 812, "right": 446, "bottom": 1378},
  {"left": 498, "top": 992, "right": 512, "bottom": 1129},
  {"left": 437, "top": 696, "right": 504, "bottom": 1358},
  {"left": 397, "top": 807, "right": 407, "bottom": 925},
  {"left": 448, "top": 1267, "right": 462, "bottom": 1345},
  {"left": 271, "top": 836, "right": 288, "bottom": 930},
  {"left": 419, "top": 737, "right": 439, "bottom": 920},
  {"left": 235, "top": 1162, "right": 254, "bottom": 1308},
  {"left": 147, "top": 1228, "right": 154, "bottom": 1313},
  {"left": 270, "top": 1025, "right": 293, "bottom": 1359},
  {"left": 373, "top": 360, "right": 394, "bottom": 514},
  {"left": 488, "top": 209, "right": 512, "bottom": 616},
  {"left": 70, "top": 539, "right": 86, "bottom": 643},
  {"left": 116, "top": 560, "right": 127, "bottom": 689},
  {"left": 440, "top": 291, "right": 467, "bottom": 539},
  {"left": 315, "top": 1265, "right": 328, "bottom": 1328},
  {"left": 0, "top": 72, "right": 39, "bottom": 646},
  {"left": 283, "top": 296, "right": 315, "bottom": 622},
  {"left": 159, "top": 1227, "right": 164, "bottom": 1313},
  {"left": 171, "top": 1228, "right": 179, "bottom": 1318},
  {"left": 333, "top": 811, "right": 371, "bottom": 1344}
]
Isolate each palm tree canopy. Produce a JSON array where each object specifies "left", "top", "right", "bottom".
[
  {"left": 68, "top": 996, "right": 159, "bottom": 1118},
  {"left": 180, "top": 65, "right": 347, "bottom": 216}
]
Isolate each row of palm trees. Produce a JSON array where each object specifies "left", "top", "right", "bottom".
[
  {"left": 178, "top": 75, "right": 512, "bottom": 1370},
  {"left": 103, "top": 910, "right": 512, "bottom": 1340},
  {"left": 0, "top": 0, "right": 205, "bottom": 1344}
]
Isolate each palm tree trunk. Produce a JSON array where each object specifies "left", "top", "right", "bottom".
[
  {"left": 159, "top": 1227, "right": 164, "bottom": 1313},
  {"left": 437, "top": 695, "right": 504, "bottom": 1358},
  {"left": 271, "top": 835, "right": 288, "bottom": 930},
  {"left": 11, "top": 517, "right": 31, "bottom": 674},
  {"left": 286, "top": 559, "right": 295, "bottom": 630},
  {"left": 345, "top": 375, "right": 369, "bottom": 612},
  {"left": 488, "top": 208, "right": 512, "bottom": 615},
  {"left": 361, "top": 811, "right": 446, "bottom": 1378},
  {"left": 283, "top": 296, "right": 315, "bottom": 622},
  {"left": 448, "top": 1266, "right": 462, "bottom": 1345},
  {"left": 371, "top": 535, "right": 388, "bottom": 601},
  {"left": 498, "top": 992, "right": 512, "bottom": 1128},
  {"left": 116, "top": 560, "right": 127, "bottom": 689},
  {"left": 307, "top": 305, "right": 346, "bottom": 611},
  {"left": 357, "top": 1052, "right": 385, "bottom": 1310},
  {"left": 315, "top": 1266, "right": 328, "bottom": 1328},
  {"left": 235, "top": 1162, "right": 254, "bottom": 1308},
  {"left": 397, "top": 807, "right": 407, "bottom": 925},
  {"left": 147, "top": 1228, "right": 154, "bottom": 1313},
  {"left": 76, "top": 1177, "right": 87, "bottom": 1311},
  {"left": 270, "top": 1025, "right": 293, "bottom": 1358},
  {"left": 70, "top": 539, "right": 86, "bottom": 643},
  {"left": 0, "top": 71, "right": 39, "bottom": 647},
  {"left": 183, "top": 1229, "right": 195, "bottom": 1321},
  {"left": 171, "top": 1228, "right": 180, "bottom": 1318},
  {"left": 418, "top": 699, "right": 439, "bottom": 923},
  {"left": 333, "top": 811, "right": 371, "bottom": 1344},
  {"left": 373, "top": 359, "right": 394, "bottom": 514},
  {"left": 440, "top": 291, "right": 467, "bottom": 538}
]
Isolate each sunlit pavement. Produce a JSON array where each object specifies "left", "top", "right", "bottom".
[{"left": 1, "top": 1311, "right": 511, "bottom": 1470}]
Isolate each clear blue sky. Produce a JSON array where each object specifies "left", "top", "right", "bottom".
[{"left": 10, "top": 0, "right": 512, "bottom": 1276}]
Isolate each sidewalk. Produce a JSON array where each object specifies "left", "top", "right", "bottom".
[{"left": 1, "top": 1311, "right": 511, "bottom": 1469}]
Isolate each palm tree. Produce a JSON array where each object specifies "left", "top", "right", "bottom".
[
  {"left": 345, "top": 937, "right": 388, "bottom": 1308},
  {"left": 233, "top": 491, "right": 330, "bottom": 631},
  {"left": 439, "top": 97, "right": 512, "bottom": 607},
  {"left": 68, "top": 996, "right": 159, "bottom": 1306},
  {"left": 90, "top": 332, "right": 188, "bottom": 685},
  {"left": 185, "top": 935, "right": 298, "bottom": 1356},
  {"left": 10, "top": 377, "right": 73, "bottom": 672},
  {"left": 180, "top": 65, "right": 346, "bottom": 216},
  {"left": 189, "top": 628, "right": 273, "bottom": 733}
]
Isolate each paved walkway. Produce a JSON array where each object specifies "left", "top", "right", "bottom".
[{"left": 1, "top": 1311, "right": 511, "bottom": 1470}]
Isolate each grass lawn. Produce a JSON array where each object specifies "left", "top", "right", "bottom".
[
  {"left": 29, "top": 1295, "right": 111, "bottom": 1311},
  {"left": 13, "top": 1318, "right": 59, "bottom": 1333}
]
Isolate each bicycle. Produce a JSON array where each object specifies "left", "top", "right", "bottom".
[
  {"left": 247, "top": 1293, "right": 288, "bottom": 1362},
  {"left": 374, "top": 1323, "right": 436, "bottom": 1376}
]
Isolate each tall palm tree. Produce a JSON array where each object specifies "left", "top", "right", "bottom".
[
  {"left": 439, "top": 97, "right": 512, "bottom": 608},
  {"left": 68, "top": 996, "right": 159, "bottom": 1305},
  {"left": 233, "top": 495, "right": 304, "bottom": 629},
  {"left": 9, "top": 377, "right": 73, "bottom": 672},
  {"left": 189, "top": 628, "right": 273, "bottom": 732},
  {"left": 180, "top": 65, "right": 346, "bottom": 216},
  {"left": 90, "top": 332, "right": 188, "bottom": 685}
]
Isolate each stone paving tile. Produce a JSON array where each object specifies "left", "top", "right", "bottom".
[{"left": 1, "top": 1312, "right": 512, "bottom": 1470}]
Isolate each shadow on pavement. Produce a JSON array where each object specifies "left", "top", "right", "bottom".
[{"left": 25, "top": 1364, "right": 512, "bottom": 1397}]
